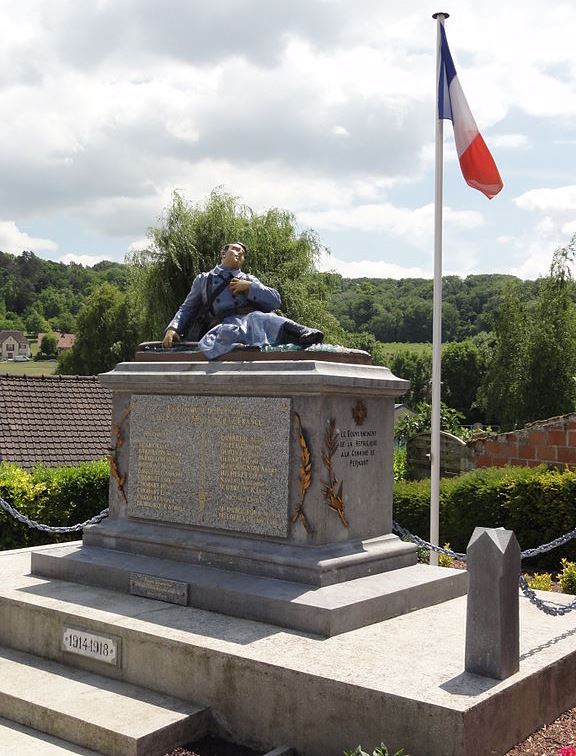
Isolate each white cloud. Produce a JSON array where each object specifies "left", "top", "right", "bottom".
[
  {"left": 318, "top": 254, "right": 431, "bottom": 279},
  {"left": 299, "top": 203, "right": 483, "bottom": 249},
  {"left": 515, "top": 186, "right": 576, "bottom": 213},
  {"left": 58, "top": 253, "right": 109, "bottom": 266},
  {"left": 0, "top": 0, "right": 573, "bottom": 276},
  {"left": 128, "top": 239, "right": 151, "bottom": 253},
  {"left": 318, "top": 250, "right": 480, "bottom": 280},
  {"left": 490, "top": 134, "right": 530, "bottom": 149},
  {"left": 0, "top": 221, "right": 57, "bottom": 254}
]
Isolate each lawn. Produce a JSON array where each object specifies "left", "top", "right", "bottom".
[
  {"left": 0, "top": 359, "right": 58, "bottom": 376},
  {"left": 380, "top": 342, "right": 432, "bottom": 357}
]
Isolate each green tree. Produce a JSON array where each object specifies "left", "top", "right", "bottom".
[
  {"left": 128, "top": 189, "right": 344, "bottom": 342},
  {"left": 57, "top": 284, "right": 140, "bottom": 375},
  {"left": 39, "top": 334, "right": 57, "bottom": 357},
  {"left": 441, "top": 339, "right": 490, "bottom": 422},
  {"left": 385, "top": 349, "right": 432, "bottom": 408},
  {"left": 478, "top": 283, "right": 531, "bottom": 429},
  {"left": 395, "top": 401, "right": 468, "bottom": 444},
  {"left": 23, "top": 307, "right": 51, "bottom": 336},
  {"left": 525, "top": 237, "right": 576, "bottom": 421},
  {"left": 479, "top": 234, "right": 576, "bottom": 430}
]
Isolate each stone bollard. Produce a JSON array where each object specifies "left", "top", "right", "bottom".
[{"left": 465, "top": 527, "right": 521, "bottom": 680}]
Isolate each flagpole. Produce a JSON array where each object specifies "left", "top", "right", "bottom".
[{"left": 430, "top": 11, "right": 449, "bottom": 567}]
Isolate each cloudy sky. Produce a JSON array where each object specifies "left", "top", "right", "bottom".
[{"left": 0, "top": 0, "right": 575, "bottom": 279}]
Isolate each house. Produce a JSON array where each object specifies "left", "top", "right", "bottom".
[
  {"left": 0, "top": 330, "right": 30, "bottom": 360},
  {"left": 0, "top": 375, "right": 112, "bottom": 468},
  {"left": 37, "top": 332, "right": 77, "bottom": 355}
]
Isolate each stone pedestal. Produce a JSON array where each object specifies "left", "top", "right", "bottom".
[
  {"left": 32, "top": 358, "right": 467, "bottom": 635},
  {"left": 465, "top": 527, "right": 520, "bottom": 679}
]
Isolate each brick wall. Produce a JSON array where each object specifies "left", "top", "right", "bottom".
[{"left": 468, "top": 414, "right": 576, "bottom": 470}]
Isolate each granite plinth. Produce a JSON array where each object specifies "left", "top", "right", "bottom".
[
  {"left": 31, "top": 543, "right": 467, "bottom": 636},
  {"left": 78, "top": 519, "right": 415, "bottom": 586},
  {"left": 33, "top": 359, "right": 431, "bottom": 634}
]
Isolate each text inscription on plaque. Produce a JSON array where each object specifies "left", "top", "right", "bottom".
[
  {"left": 127, "top": 395, "right": 291, "bottom": 537},
  {"left": 62, "top": 627, "right": 119, "bottom": 665},
  {"left": 129, "top": 573, "right": 189, "bottom": 605}
]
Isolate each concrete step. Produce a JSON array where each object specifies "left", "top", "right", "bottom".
[
  {"left": 0, "top": 647, "right": 210, "bottom": 756},
  {"left": 0, "top": 716, "right": 100, "bottom": 754}
]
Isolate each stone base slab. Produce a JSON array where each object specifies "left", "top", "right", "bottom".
[
  {"left": 3, "top": 546, "right": 576, "bottom": 756},
  {"left": 83, "top": 519, "right": 418, "bottom": 587},
  {"left": 31, "top": 543, "right": 467, "bottom": 636}
]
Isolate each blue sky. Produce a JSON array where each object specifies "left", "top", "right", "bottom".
[{"left": 0, "top": 0, "right": 575, "bottom": 279}]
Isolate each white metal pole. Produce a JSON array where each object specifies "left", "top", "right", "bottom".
[{"left": 430, "top": 12, "right": 449, "bottom": 567}]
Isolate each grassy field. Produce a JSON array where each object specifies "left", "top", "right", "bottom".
[
  {"left": 380, "top": 342, "right": 432, "bottom": 357},
  {"left": 0, "top": 360, "right": 58, "bottom": 376}
]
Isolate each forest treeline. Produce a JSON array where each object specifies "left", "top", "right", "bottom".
[
  {"left": 0, "top": 250, "right": 128, "bottom": 335},
  {"left": 1, "top": 191, "right": 575, "bottom": 433},
  {"left": 0, "top": 250, "right": 544, "bottom": 345},
  {"left": 328, "top": 274, "right": 544, "bottom": 343}
]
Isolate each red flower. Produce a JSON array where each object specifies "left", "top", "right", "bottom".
[{"left": 559, "top": 747, "right": 576, "bottom": 756}]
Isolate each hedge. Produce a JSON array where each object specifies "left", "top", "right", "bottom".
[
  {"left": 0, "top": 461, "right": 110, "bottom": 551},
  {"left": 393, "top": 465, "right": 576, "bottom": 570}
]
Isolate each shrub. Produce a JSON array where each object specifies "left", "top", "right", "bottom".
[
  {"left": 344, "top": 745, "right": 406, "bottom": 756},
  {"left": 559, "top": 559, "right": 576, "bottom": 595},
  {"left": 438, "top": 544, "right": 455, "bottom": 568},
  {"left": 0, "top": 461, "right": 109, "bottom": 551},
  {"left": 525, "top": 572, "right": 553, "bottom": 591},
  {"left": 393, "top": 465, "right": 576, "bottom": 570},
  {"left": 393, "top": 448, "right": 406, "bottom": 481}
]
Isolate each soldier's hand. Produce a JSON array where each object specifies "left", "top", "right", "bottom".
[
  {"left": 162, "top": 328, "right": 180, "bottom": 348},
  {"left": 229, "top": 278, "right": 251, "bottom": 295}
]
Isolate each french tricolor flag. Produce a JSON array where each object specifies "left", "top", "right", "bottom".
[{"left": 438, "top": 25, "right": 503, "bottom": 199}]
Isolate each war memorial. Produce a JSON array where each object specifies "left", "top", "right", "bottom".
[{"left": 1, "top": 246, "right": 576, "bottom": 754}]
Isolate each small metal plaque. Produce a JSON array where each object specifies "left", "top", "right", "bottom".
[
  {"left": 62, "top": 627, "right": 119, "bottom": 666},
  {"left": 129, "top": 572, "right": 189, "bottom": 605}
]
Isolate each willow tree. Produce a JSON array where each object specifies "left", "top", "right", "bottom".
[
  {"left": 480, "top": 233, "right": 576, "bottom": 429},
  {"left": 128, "top": 189, "right": 344, "bottom": 343}
]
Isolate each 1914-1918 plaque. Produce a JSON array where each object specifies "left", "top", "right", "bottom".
[{"left": 127, "top": 394, "right": 291, "bottom": 538}]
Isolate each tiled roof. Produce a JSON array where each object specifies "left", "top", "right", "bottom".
[
  {"left": 37, "top": 332, "right": 76, "bottom": 349},
  {"left": 0, "top": 330, "right": 28, "bottom": 347},
  {"left": 0, "top": 375, "right": 112, "bottom": 468}
]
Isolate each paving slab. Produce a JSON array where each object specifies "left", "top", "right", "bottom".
[{"left": 2, "top": 545, "right": 576, "bottom": 756}]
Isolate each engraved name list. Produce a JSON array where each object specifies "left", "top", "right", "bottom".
[{"left": 127, "top": 395, "right": 291, "bottom": 537}]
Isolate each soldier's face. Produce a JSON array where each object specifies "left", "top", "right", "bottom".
[{"left": 221, "top": 244, "right": 245, "bottom": 268}]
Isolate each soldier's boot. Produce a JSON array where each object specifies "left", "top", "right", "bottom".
[{"left": 277, "top": 320, "right": 324, "bottom": 347}]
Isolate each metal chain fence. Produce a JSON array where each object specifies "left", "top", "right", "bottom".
[
  {"left": 0, "top": 496, "right": 109, "bottom": 534},
  {"left": 2, "top": 493, "right": 576, "bottom": 616},
  {"left": 393, "top": 521, "right": 576, "bottom": 617}
]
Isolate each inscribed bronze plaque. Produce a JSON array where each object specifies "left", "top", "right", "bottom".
[
  {"left": 129, "top": 573, "right": 189, "bottom": 605},
  {"left": 127, "top": 395, "right": 291, "bottom": 537}
]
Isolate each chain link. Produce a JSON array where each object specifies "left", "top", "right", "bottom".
[
  {"left": 393, "top": 521, "right": 576, "bottom": 616},
  {"left": 392, "top": 521, "right": 466, "bottom": 559},
  {"left": 520, "top": 524, "right": 576, "bottom": 559},
  {"left": 3, "top": 496, "right": 576, "bottom": 616},
  {"left": 0, "top": 496, "right": 109, "bottom": 534},
  {"left": 394, "top": 520, "right": 576, "bottom": 562},
  {"left": 519, "top": 575, "right": 576, "bottom": 616}
]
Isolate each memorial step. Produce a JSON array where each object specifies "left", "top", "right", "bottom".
[
  {"left": 32, "top": 542, "right": 468, "bottom": 636},
  {"left": 0, "top": 716, "right": 100, "bottom": 754},
  {"left": 0, "top": 647, "right": 210, "bottom": 755}
]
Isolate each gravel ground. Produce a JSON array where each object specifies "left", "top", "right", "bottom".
[{"left": 506, "top": 709, "right": 576, "bottom": 754}]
